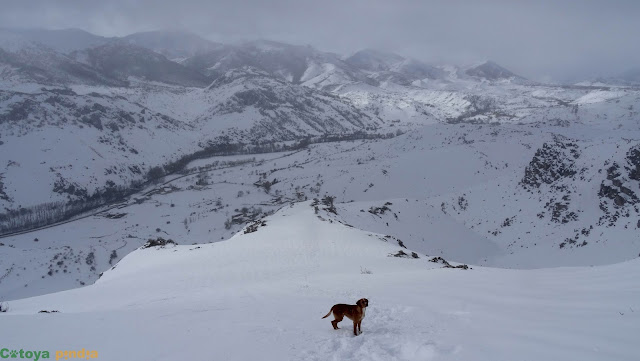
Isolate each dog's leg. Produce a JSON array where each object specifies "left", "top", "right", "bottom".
[
  {"left": 358, "top": 321, "right": 362, "bottom": 334},
  {"left": 353, "top": 321, "right": 358, "bottom": 336},
  {"left": 332, "top": 315, "right": 343, "bottom": 330}
]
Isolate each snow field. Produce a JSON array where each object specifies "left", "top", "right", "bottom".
[{"left": 2, "top": 203, "right": 639, "bottom": 361}]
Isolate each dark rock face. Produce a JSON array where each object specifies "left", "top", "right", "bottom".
[
  {"left": 521, "top": 135, "right": 580, "bottom": 190},
  {"left": 548, "top": 200, "right": 577, "bottom": 224},
  {"left": 598, "top": 162, "right": 639, "bottom": 208},
  {"left": 627, "top": 146, "right": 640, "bottom": 182},
  {"left": 521, "top": 135, "right": 581, "bottom": 224},
  {"left": 597, "top": 145, "right": 640, "bottom": 226}
]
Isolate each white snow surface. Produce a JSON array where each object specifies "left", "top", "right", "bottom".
[{"left": 1, "top": 202, "right": 638, "bottom": 361}]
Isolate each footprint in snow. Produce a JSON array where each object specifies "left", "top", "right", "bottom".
[{"left": 298, "top": 305, "right": 459, "bottom": 361}]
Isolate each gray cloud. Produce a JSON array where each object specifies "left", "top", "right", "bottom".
[{"left": 2, "top": 0, "right": 639, "bottom": 81}]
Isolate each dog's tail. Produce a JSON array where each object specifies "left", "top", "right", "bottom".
[{"left": 321, "top": 306, "right": 334, "bottom": 319}]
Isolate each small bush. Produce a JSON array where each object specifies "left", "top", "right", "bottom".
[{"left": 0, "top": 302, "right": 9, "bottom": 313}]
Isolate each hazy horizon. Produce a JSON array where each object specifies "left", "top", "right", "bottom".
[{"left": 1, "top": 0, "right": 639, "bottom": 83}]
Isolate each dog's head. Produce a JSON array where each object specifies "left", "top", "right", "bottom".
[{"left": 357, "top": 298, "right": 369, "bottom": 308}]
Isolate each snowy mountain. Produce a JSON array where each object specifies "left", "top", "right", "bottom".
[
  {"left": 3, "top": 28, "right": 111, "bottom": 54},
  {"left": 0, "top": 36, "right": 387, "bottom": 218},
  {"left": 345, "top": 49, "right": 406, "bottom": 72},
  {"left": 195, "top": 66, "right": 379, "bottom": 142},
  {"left": 120, "top": 30, "right": 222, "bottom": 60},
  {"left": 0, "top": 87, "right": 199, "bottom": 213},
  {"left": 344, "top": 49, "right": 448, "bottom": 87},
  {"left": 464, "top": 60, "right": 525, "bottom": 81},
  {"left": 69, "top": 42, "right": 210, "bottom": 87},
  {"left": 183, "top": 40, "right": 372, "bottom": 90},
  {"left": 0, "top": 29, "right": 639, "bottom": 314},
  {"left": 0, "top": 30, "right": 124, "bottom": 88}
]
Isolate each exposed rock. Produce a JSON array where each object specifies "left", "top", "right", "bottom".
[
  {"left": 244, "top": 220, "right": 267, "bottom": 234},
  {"left": 429, "top": 256, "right": 471, "bottom": 270},
  {"left": 627, "top": 146, "right": 640, "bottom": 181},
  {"left": 521, "top": 135, "right": 579, "bottom": 190},
  {"left": 141, "top": 237, "right": 176, "bottom": 249}
]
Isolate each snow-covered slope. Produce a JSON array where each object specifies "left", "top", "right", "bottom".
[
  {"left": 1, "top": 202, "right": 638, "bottom": 361},
  {"left": 195, "top": 67, "right": 380, "bottom": 142},
  {"left": 0, "top": 87, "right": 200, "bottom": 212},
  {"left": 0, "top": 30, "right": 123, "bottom": 88}
]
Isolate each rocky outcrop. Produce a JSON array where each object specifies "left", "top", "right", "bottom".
[
  {"left": 521, "top": 135, "right": 581, "bottom": 224},
  {"left": 598, "top": 145, "right": 640, "bottom": 226},
  {"left": 521, "top": 135, "right": 580, "bottom": 190}
]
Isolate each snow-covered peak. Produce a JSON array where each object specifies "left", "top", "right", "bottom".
[
  {"left": 97, "top": 201, "right": 424, "bottom": 286},
  {"left": 389, "top": 58, "right": 447, "bottom": 80},
  {"left": 121, "top": 30, "right": 222, "bottom": 59},
  {"left": 464, "top": 60, "right": 524, "bottom": 81},
  {"left": 0, "top": 30, "right": 125, "bottom": 86},
  {"left": 345, "top": 48, "right": 406, "bottom": 72},
  {"left": 0, "top": 29, "right": 40, "bottom": 53},
  {"left": 242, "top": 39, "right": 298, "bottom": 53}
]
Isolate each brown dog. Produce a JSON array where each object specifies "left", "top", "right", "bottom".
[{"left": 322, "top": 298, "right": 369, "bottom": 336}]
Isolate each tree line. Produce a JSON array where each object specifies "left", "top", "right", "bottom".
[{"left": 0, "top": 130, "right": 404, "bottom": 236}]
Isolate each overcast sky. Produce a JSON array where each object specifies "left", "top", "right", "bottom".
[{"left": 2, "top": 0, "right": 639, "bottom": 82}]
